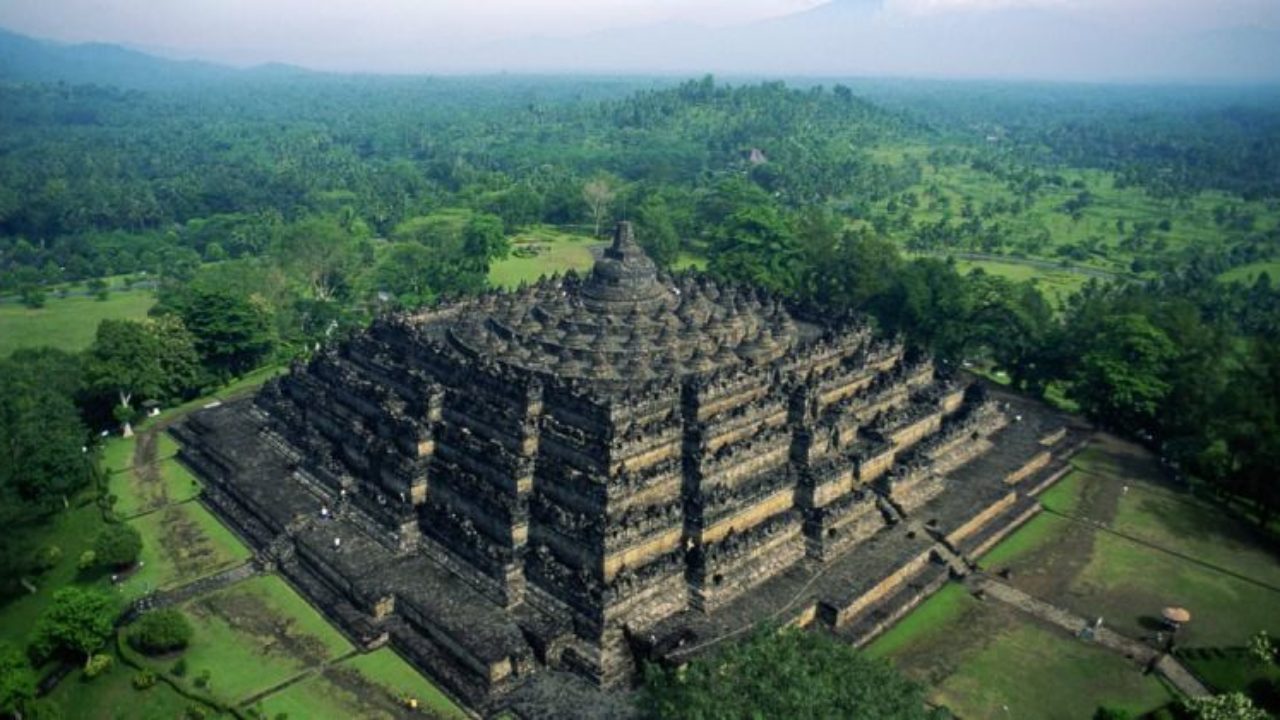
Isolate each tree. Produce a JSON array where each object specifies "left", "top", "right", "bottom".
[
  {"left": 19, "top": 284, "right": 45, "bottom": 309},
  {"left": 174, "top": 288, "right": 276, "bottom": 378},
  {"left": 638, "top": 627, "right": 937, "bottom": 719},
  {"left": 632, "top": 196, "right": 680, "bottom": 268},
  {"left": 93, "top": 524, "right": 142, "bottom": 568},
  {"left": 128, "top": 609, "right": 193, "bottom": 655},
  {"left": 0, "top": 352, "right": 92, "bottom": 514},
  {"left": 462, "top": 213, "right": 508, "bottom": 263},
  {"left": 274, "top": 217, "right": 357, "bottom": 302},
  {"left": 583, "top": 177, "right": 617, "bottom": 238},
  {"left": 709, "top": 205, "right": 801, "bottom": 295},
  {"left": 29, "top": 587, "right": 116, "bottom": 668},
  {"left": 1071, "top": 314, "right": 1176, "bottom": 433},
  {"left": 85, "top": 320, "right": 163, "bottom": 436},
  {"left": 0, "top": 641, "right": 36, "bottom": 717},
  {"left": 1182, "top": 693, "right": 1269, "bottom": 720}
]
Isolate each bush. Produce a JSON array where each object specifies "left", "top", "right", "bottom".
[
  {"left": 84, "top": 653, "right": 113, "bottom": 679},
  {"left": 128, "top": 609, "right": 193, "bottom": 655},
  {"left": 193, "top": 669, "right": 211, "bottom": 689},
  {"left": 93, "top": 524, "right": 142, "bottom": 568},
  {"left": 184, "top": 705, "right": 208, "bottom": 720},
  {"left": 170, "top": 658, "right": 188, "bottom": 677},
  {"left": 77, "top": 550, "right": 97, "bottom": 570},
  {"left": 31, "top": 545, "right": 62, "bottom": 574},
  {"left": 131, "top": 670, "right": 157, "bottom": 690}
]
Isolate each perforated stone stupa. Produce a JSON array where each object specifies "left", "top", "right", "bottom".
[{"left": 175, "top": 222, "right": 1087, "bottom": 716}]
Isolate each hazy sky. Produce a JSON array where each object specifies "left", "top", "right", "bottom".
[{"left": 2, "top": 0, "right": 1278, "bottom": 74}]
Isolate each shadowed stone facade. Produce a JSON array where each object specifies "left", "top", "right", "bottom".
[{"left": 175, "top": 222, "right": 1086, "bottom": 717}]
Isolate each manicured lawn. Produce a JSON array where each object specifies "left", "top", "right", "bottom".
[
  {"left": 100, "top": 436, "right": 138, "bottom": 474},
  {"left": 873, "top": 434, "right": 1280, "bottom": 717},
  {"left": 122, "top": 501, "right": 252, "bottom": 599},
  {"left": 171, "top": 574, "right": 354, "bottom": 704},
  {"left": 865, "top": 583, "right": 972, "bottom": 660},
  {"left": 112, "top": 458, "right": 202, "bottom": 519},
  {"left": 868, "top": 581, "right": 1174, "bottom": 718},
  {"left": 0, "top": 288, "right": 155, "bottom": 356},
  {"left": 931, "top": 621, "right": 1176, "bottom": 719},
  {"left": 490, "top": 227, "right": 604, "bottom": 288},
  {"left": 257, "top": 647, "right": 468, "bottom": 720},
  {"left": 46, "top": 654, "right": 205, "bottom": 720}
]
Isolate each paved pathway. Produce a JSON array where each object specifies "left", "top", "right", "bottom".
[{"left": 969, "top": 574, "right": 1209, "bottom": 698}]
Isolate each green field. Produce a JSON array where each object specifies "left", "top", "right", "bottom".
[
  {"left": 870, "top": 435, "right": 1280, "bottom": 718},
  {"left": 123, "top": 501, "right": 252, "bottom": 599},
  {"left": 257, "top": 647, "right": 468, "bottom": 719},
  {"left": 1219, "top": 260, "right": 1280, "bottom": 285},
  {"left": 0, "top": 288, "right": 155, "bottom": 356},
  {"left": 490, "top": 226, "right": 605, "bottom": 288},
  {"left": 171, "top": 574, "right": 354, "bottom": 704},
  {"left": 955, "top": 259, "right": 1091, "bottom": 309}
]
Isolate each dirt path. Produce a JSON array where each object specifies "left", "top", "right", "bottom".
[{"left": 129, "top": 428, "right": 171, "bottom": 514}]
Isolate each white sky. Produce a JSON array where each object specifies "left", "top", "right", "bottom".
[{"left": 1, "top": 0, "right": 1276, "bottom": 71}]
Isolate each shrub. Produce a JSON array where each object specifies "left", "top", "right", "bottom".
[
  {"left": 131, "top": 670, "right": 157, "bottom": 690},
  {"left": 84, "top": 654, "right": 113, "bottom": 679},
  {"left": 170, "top": 658, "right": 188, "bottom": 677},
  {"left": 128, "top": 609, "right": 193, "bottom": 655},
  {"left": 30, "top": 545, "right": 62, "bottom": 574},
  {"left": 93, "top": 524, "right": 142, "bottom": 568},
  {"left": 193, "top": 669, "right": 211, "bottom": 689},
  {"left": 184, "top": 705, "right": 208, "bottom": 720},
  {"left": 77, "top": 550, "right": 97, "bottom": 570}
]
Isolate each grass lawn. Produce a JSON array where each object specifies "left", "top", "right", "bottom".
[
  {"left": 1177, "top": 646, "right": 1280, "bottom": 697},
  {"left": 112, "top": 458, "right": 202, "bottom": 519},
  {"left": 46, "top": 654, "right": 205, "bottom": 720},
  {"left": 257, "top": 647, "right": 468, "bottom": 720},
  {"left": 171, "top": 574, "right": 354, "bottom": 705},
  {"left": 865, "top": 583, "right": 972, "bottom": 661},
  {"left": 490, "top": 226, "right": 604, "bottom": 288},
  {"left": 871, "top": 434, "right": 1280, "bottom": 718},
  {"left": 954, "top": 259, "right": 1089, "bottom": 309},
  {"left": 100, "top": 436, "right": 138, "bottom": 474},
  {"left": 1219, "top": 260, "right": 1280, "bottom": 285},
  {"left": 867, "top": 581, "right": 1174, "bottom": 718},
  {"left": 930, "top": 620, "right": 1175, "bottom": 719},
  {"left": 0, "top": 289, "right": 155, "bottom": 356},
  {"left": 122, "top": 501, "right": 252, "bottom": 599}
]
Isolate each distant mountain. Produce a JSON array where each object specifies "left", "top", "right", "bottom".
[{"left": 0, "top": 27, "right": 313, "bottom": 88}]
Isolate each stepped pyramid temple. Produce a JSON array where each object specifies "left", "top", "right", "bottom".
[{"left": 177, "top": 222, "right": 1086, "bottom": 716}]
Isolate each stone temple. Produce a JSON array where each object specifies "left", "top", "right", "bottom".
[{"left": 176, "top": 222, "right": 1086, "bottom": 716}]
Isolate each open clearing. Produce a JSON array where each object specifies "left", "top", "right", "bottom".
[
  {"left": 869, "top": 434, "right": 1280, "bottom": 718},
  {"left": 0, "top": 288, "right": 155, "bottom": 356},
  {"left": 490, "top": 226, "right": 605, "bottom": 288}
]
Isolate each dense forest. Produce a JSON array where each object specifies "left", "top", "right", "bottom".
[{"left": 3, "top": 71, "right": 1280, "bottom": 661}]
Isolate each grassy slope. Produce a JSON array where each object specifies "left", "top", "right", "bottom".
[{"left": 0, "top": 289, "right": 155, "bottom": 356}]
